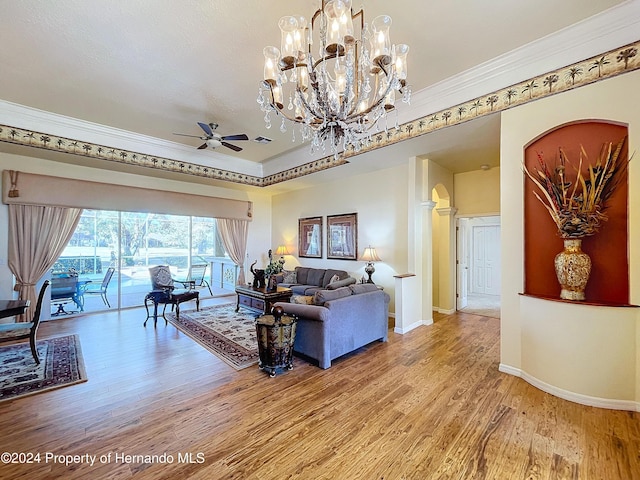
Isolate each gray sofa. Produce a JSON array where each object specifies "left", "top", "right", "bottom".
[
  {"left": 278, "top": 266, "right": 356, "bottom": 295},
  {"left": 275, "top": 283, "right": 390, "bottom": 369}
]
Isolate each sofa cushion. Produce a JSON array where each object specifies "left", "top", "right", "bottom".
[
  {"left": 322, "top": 269, "right": 347, "bottom": 287},
  {"left": 326, "top": 276, "right": 357, "bottom": 290},
  {"left": 291, "top": 285, "right": 310, "bottom": 295},
  {"left": 313, "top": 287, "right": 352, "bottom": 305},
  {"left": 295, "top": 267, "right": 311, "bottom": 285},
  {"left": 282, "top": 270, "right": 297, "bottom": 284},
  {"left": 307, "top": 268, "right": 326, "bottom": 287},
  {"left": 349, "top": 283, "right": 380, "bottom": 295}
]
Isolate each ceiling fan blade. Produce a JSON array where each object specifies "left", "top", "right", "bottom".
[
  {"left": 173, "top": 133, "right": 206, "bottom": 139},
  {"left": 197, "top": 122, "right": 214, "bottom": 137},
  {"left": 197, "top": 143, "right": 208, "bottom": 150},
  {"left": 221, "top": 141, "right": 243, "bottom": 152},
  {"left": 221, "top": 134, "right": 249, "bottom": 141}
]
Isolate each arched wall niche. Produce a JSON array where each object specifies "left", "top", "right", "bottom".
[{"left": 523, "top": 119, "right": 629, "bottom": 305}]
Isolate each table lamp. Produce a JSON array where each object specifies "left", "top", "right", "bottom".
[
  {"left": 360, "top": 246, "right": 382, "bottom": 284},
  {"left": 275, "top": 245, "right": 290, "bottom": 266}
]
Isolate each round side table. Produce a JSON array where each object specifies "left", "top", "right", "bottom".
[{"left": 255, "top": 306, "right": 297, "bottom": 377}]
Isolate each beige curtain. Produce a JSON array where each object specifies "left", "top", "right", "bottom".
[
  {"left": 216, "top": 218, "right": 248, "bottom": 286},
  {"left": 8, "top": 204, "right": 83, "bottom": 322}
]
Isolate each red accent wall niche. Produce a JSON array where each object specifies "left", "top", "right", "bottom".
[{"left": 523, "top": 120, "right": 629, "bottom": 305}]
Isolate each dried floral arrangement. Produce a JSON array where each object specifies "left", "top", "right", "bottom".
[{"left": 523, "top": 136, "right": 630, "bottom": 238}]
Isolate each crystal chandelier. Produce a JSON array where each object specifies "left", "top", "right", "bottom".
[{"left": 257, "top": 0, "right": 411, "bottom": 156}]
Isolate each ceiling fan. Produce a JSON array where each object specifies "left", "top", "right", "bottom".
[{"left": 173, "top": 122, "right": 249, "bottom": 152}]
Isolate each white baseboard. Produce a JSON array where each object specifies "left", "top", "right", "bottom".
[
  {"left": 394, "top": 318, "right": 433, "bottom": 334},
  {"left": 432, "top": 307, "right": 456, "bottom": 314},
  {"left": 499, "top": 363, "right": 640, "bottom": 412}
]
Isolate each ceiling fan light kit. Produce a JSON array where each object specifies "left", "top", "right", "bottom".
[
  {"left": 174, "top": 121, "right": 249, "bottom": 152},
  {"left": 257, "top": 0, "right": 411, "bottom": 157}
]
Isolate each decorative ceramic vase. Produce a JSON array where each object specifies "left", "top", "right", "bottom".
[{"left": 554, "top": 238, "right": 591, "bottom": 301}]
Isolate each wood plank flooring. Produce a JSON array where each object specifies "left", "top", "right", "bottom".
[{"left": 0, "top": 299, "right": 638, "bottom": 479}]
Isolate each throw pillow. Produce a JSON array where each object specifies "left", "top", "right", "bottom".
[
  {"left": 282, "top": 270, "right": 297, "bottom": 284},
  {"left": 291, "top": 295, "right": 314, "bottom": 305},
  {"left": 326, "top": 277, "right": 357, "bottom": 290}
]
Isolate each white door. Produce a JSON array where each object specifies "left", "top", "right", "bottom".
[
  {"left": 471, "top": 225, "right": 501, "bottom": 295},
  {"left": 456, "top": 220, "right": 469, "bottom": 309}
]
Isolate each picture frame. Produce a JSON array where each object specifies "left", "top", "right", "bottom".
[
  {"left": 298, "top": 216, "right": 323, "bottom": 258},
  {"left": 327, "top": 213, "right": 358, "bottom": 260}
]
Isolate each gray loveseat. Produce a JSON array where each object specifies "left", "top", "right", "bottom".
[
  {"left": 275, "top": 283, "right": 390, "bottom": 369},
  {"left": 278, "top": 266, "right": 356, "bottom": 295}
]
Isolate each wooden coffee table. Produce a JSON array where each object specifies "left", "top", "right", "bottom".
[{"left": 235, "top": 285, "right": 293, "bottom": 316}]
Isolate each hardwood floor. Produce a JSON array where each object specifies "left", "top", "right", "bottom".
[{"left": 0, "top": 300, "right": 638, "bottom": 479}]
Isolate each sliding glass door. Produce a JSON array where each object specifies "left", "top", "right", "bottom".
[{"left": 53, "top": 209, "right": 232, "bottom": 315}]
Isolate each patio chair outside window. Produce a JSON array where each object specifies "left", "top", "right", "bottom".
[
  {"left": 177, "top": 263, "right": 213, "bottom": 296},
  {"left": 82, "top": 267, "right": 115, "bottom": 308}
]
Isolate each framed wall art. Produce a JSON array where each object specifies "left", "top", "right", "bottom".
[
  {"left": 327, "top": 213, "right": 358, "bottom": 260},
  {"left": 298, "top": 216, "right": 322, "bottom": 258}
]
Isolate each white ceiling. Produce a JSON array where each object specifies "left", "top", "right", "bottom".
[{"left": 0, "top": 0, "right": 631, "bottom": 187}]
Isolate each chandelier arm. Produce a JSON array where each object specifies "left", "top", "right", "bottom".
[
  {"left": 296, "top": 85, "right": 326, "bottom": 124},
  {"left": 345, "top": 76, "right": 394, "bottom": 122},
  {"left": 352, "top": 8, "right": 364, "bottom": 31},
  {"left": 269, "top": 101, "right": 301, "bottom": 124}
]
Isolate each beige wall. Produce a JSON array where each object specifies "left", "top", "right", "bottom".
[
  {"left": 501, "top": 69, "right": 640, "bottom": 408},
  {"left": 454, "top": 167, "right": 501, "bottom": 216},
  {"left": 0, "top": 152, "right": 273, "bottom": 298},
  {"left": 272, "top": 164, "right": 409, "bottom": 314}
]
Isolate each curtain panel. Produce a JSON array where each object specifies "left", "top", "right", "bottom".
[
  {"left": 8, "top": 204, "right": 83, "bottom": 321},
  {"left": 216, "top": 219, "right": 249, "bottom": 285}
]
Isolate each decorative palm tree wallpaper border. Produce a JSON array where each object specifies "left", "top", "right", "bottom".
[{"left": 0, "top": 40, "right": 638, "bottom": 187}]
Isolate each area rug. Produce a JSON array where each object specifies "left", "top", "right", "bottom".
[
  {"left": 0, "top": 334, "right": 87, "bottom": 403},
  {"left": 165, "top": 304, "right": 259, "bottom": 370}
]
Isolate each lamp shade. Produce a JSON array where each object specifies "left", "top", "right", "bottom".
[
  {"left": 275, "top": 245, "right": 291, "bottom": 256},
  {"left": 360, "top": 246, "right": 381, "bottom": 262}
]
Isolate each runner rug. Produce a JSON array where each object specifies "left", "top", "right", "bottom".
[
  {"left": 165, "top": 304, "right": 259, "bottom": 370},
  {"left": 0, "top": 334, "right": 87, "bottom": 403}
]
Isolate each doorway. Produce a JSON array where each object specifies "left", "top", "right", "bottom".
[{"left": 456, "top": 216, "right": 501, "bottom": 317}]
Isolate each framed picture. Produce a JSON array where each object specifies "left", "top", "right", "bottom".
[
  {"left": 327, "top": 213, "right": 358, "bottom": 260},
  {"left": 298, "top": 216, "right": 323, "bottom": 258}
]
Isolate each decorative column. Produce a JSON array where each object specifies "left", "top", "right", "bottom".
[{"left": 436, "top": 206, "right": 458, "bottom": 314}]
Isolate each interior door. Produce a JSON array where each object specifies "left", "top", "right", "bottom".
[{"left": 471, "top": 225, "right": 501, "bottom": 295}]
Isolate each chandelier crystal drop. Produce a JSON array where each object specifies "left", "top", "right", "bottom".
[{"left": 257, "top": 0, "right": 410, "bottom": 157}]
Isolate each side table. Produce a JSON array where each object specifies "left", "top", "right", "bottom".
[
  {"left": 236, "top": 284, "right": 293, "bottom": 316},
  {"left": 255, "top": 306, "right": 297, "bottom": 377}
]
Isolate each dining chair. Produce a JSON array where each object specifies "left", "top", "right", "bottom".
[{"left": 0, "top": 280, "right": 50, "bottom": 364}]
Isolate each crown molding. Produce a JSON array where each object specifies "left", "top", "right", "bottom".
[
  {"left": 0, "top": 100, "right": 263, "bottom": 177},
  {"left": 1, "top": 3, "right": 639, "bottom": 188},
  {"left": 405, "top": 0, "right": 640, "bottom": 122}
]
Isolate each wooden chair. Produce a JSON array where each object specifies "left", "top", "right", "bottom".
[
  {"left": 82, "top": 267, "right": 115, "bottom": 307},
  {"left": 0, "top": 281, "right": 50, "bottom": 364},
  {"left": 144, "top": 266, "right": 199, "bottom": 326}
]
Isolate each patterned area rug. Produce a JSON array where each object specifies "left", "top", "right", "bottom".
[
  {"left": 165, "top": 304, "right": 259, "bottom": 370},
  {"left": 0, "top": 334, "right": 87, "bottom": 403}
]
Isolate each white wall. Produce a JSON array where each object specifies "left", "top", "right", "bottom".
[
  {"left": 500, "top": 69, "right": 640, "bottom": 409},
  {"left": 272, "top": 164, "right": 409, "bottom": 314},
  {"left": 0, "top": 152, "right": 273, "bottom": 298}
]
